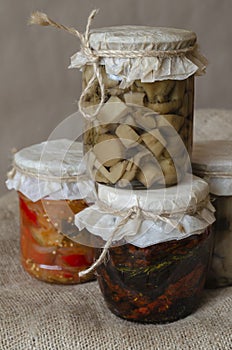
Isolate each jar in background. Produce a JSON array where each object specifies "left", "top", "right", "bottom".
[
  {"left": 70, "top": 26, "right": 207, "bottom": 188},
  {"left": 6, "top": 139, "right": 96, "bottom": 284},
  {"left": 73, "top": 175, "right": 215, "bottom": 323},
  {"left": 193, "top": 140, "right": 232, "bottom": 288}
]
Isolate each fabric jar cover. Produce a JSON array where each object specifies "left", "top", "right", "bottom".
[
  {"left": 192, "top": 140, "right": 232, "bottom": 196},
  {"left": 70, "top": 25, "right": 207, "bottom": 88},
  {"left": 74, "top": 174, "right": 215, "bottom": 248},
  {"left": 6, "top": 139, "right": 96, "bottom": 202}
]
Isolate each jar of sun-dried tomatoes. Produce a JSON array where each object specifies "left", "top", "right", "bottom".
[
  {"left": 73, "top": 175, "right": 215, "bottom": 323},
  {"left": 6, "top": 139, "right": 96, "bottom": 284}
]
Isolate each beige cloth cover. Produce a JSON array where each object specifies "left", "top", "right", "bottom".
[
  {"left": 6, "top": 139, "right": 96, "bottom": 202},
  {"left": 75, "top": 176, "right": 215, "bottom": 248},
  {"left": 0, "top": 191, "right": 232, "bottom": 350},
  {"left": 70, "top": 26, "right": 207, "bottom": 88}
]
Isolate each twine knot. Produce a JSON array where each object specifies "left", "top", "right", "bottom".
[
  {"left": 81, "top": 47, "right": 99, "bottom": 64},
  {"left": 128, "top": 206, "right": 141, "bottom": 219}
]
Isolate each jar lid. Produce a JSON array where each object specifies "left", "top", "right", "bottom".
[
  {"left": 70, "top": 25, "right": 207, "bottom": 87},
  {"left": 6, "top": 139, "right": 96, "bottom": 202},
  {"left": 89, "top": 26, "right": 196, "bottom": 51},
  {"left": 14, "top": 139, "right": 82, "bottom": 178},
  {"left": 192, "top": 141, "right": 232, "bottom": 196},
  {"left": 74, "top": 174, "right": 215, "bottom": 248},
  {"left": 97, "top": 174, "right": 209, "bottom": 214}
]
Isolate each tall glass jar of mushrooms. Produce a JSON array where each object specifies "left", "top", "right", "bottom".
[{"left": 70, "top": 26, "right": 207, "bottom": 189}]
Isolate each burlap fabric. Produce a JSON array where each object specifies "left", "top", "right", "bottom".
[{"left": 0, "top": 192, "right": 231, "bottom": 350}]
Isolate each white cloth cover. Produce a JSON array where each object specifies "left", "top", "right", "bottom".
[
  {"left": 70, "top": 26, "right": 207, "bottom": 87},
  {"left": 75, "top": 175, "right": 215, "bottom": 248},
  {"left": 6, "top": 139, "right": 96, "bottom": 202}
]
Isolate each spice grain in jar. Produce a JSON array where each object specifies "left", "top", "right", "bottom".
[
  {"left": 6, "top": 139, "right": 96, "bottom": 284},
  {"left": 192, "top": 140, "right": 232, "bottom": 288},
  {"left": 74, "top": 175, "right": 215, "bottom": 323},
  {"left": 70, "top": 26, "right": 208, "bottom": 189}
]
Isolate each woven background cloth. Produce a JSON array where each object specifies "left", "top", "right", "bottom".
[{"left": 0, "top": 192, "right": 232, "bottom": 350}]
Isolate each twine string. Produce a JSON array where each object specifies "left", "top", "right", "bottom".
[
  {"left": 8, "top": 163, "right": 89, "bottom": 183},
  {"left": 29, "top": 9, "right": 104, "bottom": 119},
  {"left": 79, "top": 206, "right": 138, "bottom": 277},
  {"left": 96, "top": 197, "right": 208, "bottom": 219},
  {"left": 93, "top": 46, "right": 196, "bottom": 58},
  {"left": 29, "top": 9, "right": 198, "bottom": 120}
]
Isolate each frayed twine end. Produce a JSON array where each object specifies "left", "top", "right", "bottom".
[{"left": 29, "top": 11, "right": 50, "bottom": 26}]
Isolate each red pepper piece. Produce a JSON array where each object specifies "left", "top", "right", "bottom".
[
  {"left": 20, "top": 197, "right": 37, "bottom": 225},
  {"left": 61, "top": 254, "right": 89, "bottom": 267},
  {"left": 21, "top": 226, "right": 56, "bottom": 265},
  {"left": 62, "top": 272, "right": 75, "bottom": 279}
]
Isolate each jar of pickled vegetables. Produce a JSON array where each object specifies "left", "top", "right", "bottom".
[
  {"left": 192, "top": 140, "right": 232, "bottom": 288},
  {"left": 70, "top": 26, "right": 207, "bottom": 189},
  {"left": 6, "top": 139, "right": 96, "bottom": 284},
  {"left": 73, "top": 175, "right": 215, "bottom": 323}
]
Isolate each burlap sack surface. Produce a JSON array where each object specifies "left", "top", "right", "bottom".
[{"left": 0, "top": 191, "right": 231, "bottom": 350}]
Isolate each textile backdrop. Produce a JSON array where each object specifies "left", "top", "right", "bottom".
[{"left": 1, "top": 0, "right": 232, "bottom": 195}]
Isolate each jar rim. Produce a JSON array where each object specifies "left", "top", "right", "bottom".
[{"left": 192, "top": 140, "right": 232, "bottom": 178}]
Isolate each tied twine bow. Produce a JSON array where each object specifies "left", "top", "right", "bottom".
[
  {"left": 29, "top": 9, "right": 198, "bottom": 120},
  {"left": 78, "top": 198, "right": 207, "bottom": 278}
]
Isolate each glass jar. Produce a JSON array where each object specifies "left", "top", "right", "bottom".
[
  {"left": 192, "top": 140, "right": 232, "bottom": 288},
  {"left": 97, "top": 227, "right": 213, "bottom": 323},
  {"left": 83, "top": 71, "right": 194, "bottom": 189},
  {"left": 207, "top": 195, "right": 232, "bottom": 287},
  {"left": 19, "top": 192, "right": 95, "bottom": 284},
  {"left": 6, "top": 139, "right": 96, "bottom": 284},
  {"left": 73, "top": 175, "right": 215, "bottom": 323},
  {"left": 70, "top": 26, "right": 207, "bottom": 189}
]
